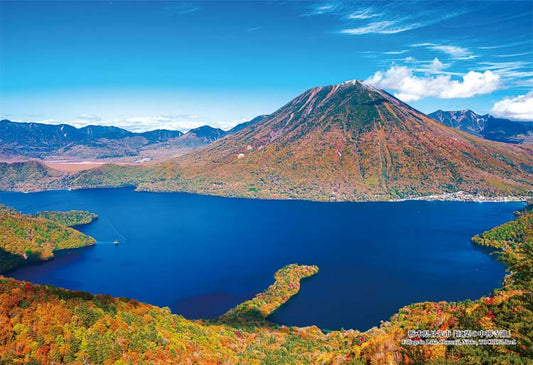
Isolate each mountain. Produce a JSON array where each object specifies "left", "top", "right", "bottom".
[
  {"left": 481, "top": 117, "right": 533, "bottom": 144},
  {"left": 139, "top": 80, "right": 533, "bottom": 200},
  {"left": 0, "top": 120, "right": 226, "bottom": 162},
  {"left": 228, "top": 115, "right": 267, "bottom": 134},
  {"left": 0, "top": 120, "right": 174, "bottom": 160},
  {"left": 188, "top": 125, "right": 226, "bottom": 141},
  {"left": 139, "top": 129, "right": 183, "bottom": 142},
  {"left": 0, "top": 118, "right": 259, "bottom": 162},
  {"left": 78, "top": 125, "right": 134, "bottom": 139},
  {"left": 174, "top": 125, "right": 227, "bottom": 149},
  {"left": 1, "top": 81, "right": 532, "bottom": 200},
  {"left": 0, "top": 120, "right": 134, "bottom": 147},
  {"left": 134, "top": 120, "right": 264, "bottom": 155},
  {"left": 129, "top": 125, "right": 229, "bottom": 158},
  {"left": 0, "top": 160, "right": 66, "bottom": 190},
  {"left": 428, "top": 110, "right": 486, "bottom": 136},
  {"left": 429, "top": 110, "right": 533, "bottom": 144}
]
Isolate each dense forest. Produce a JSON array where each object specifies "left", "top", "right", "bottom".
[
  {"left": 0, "top": 204, "right": 96, "bottom": 273},
  {"left": 0, "top": 205, "right": 531, "bottom": 363},
  {"left": 31, "top": 210, "right": 98, "bottom": 227}
]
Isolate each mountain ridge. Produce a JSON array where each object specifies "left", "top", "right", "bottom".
[
  {"left": 428, "top": 109, "right": 533, "bottom": 144},
  {"left": 0, "top": 118, "right": 261, "bottom": 162}
]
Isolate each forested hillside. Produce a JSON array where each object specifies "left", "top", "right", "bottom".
[{"left": 0, "top": 205, "right": 96, "bottom": 273}]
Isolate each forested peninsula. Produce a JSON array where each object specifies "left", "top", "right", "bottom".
[{"left": 0, "top": 204, "right": 97, "bottom": 273}]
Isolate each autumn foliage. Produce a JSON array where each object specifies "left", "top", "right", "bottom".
[
  {"left": 0, "top": 206, "right": 532, "bottom": 363},
  {"left": 0, "top": 204, "right": 96, "bottom": 273}
]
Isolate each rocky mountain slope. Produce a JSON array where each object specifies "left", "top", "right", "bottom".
[{"left": 429, "top": 110, "right": 533, "bottom": 144}]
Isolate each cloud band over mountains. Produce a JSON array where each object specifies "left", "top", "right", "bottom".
[{"left": 366, "top": 65, "right": 501, "bottom": 101}]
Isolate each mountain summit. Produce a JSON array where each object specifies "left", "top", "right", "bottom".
[
  {"left": 429, "top": 109, "right": 487, "bottom": 136},
  {"left": 140, "top": 81, "right": 532, "bottom": 200}
]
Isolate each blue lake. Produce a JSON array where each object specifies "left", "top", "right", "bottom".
[{"left": 0, "top": 188, "right": 520, "bottom": 330}]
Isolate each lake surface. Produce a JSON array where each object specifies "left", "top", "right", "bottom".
[{"left": 0, "top": 188, "right": 520, "bottom": 330}]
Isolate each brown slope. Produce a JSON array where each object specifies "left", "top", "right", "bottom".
[{"left": 140, "top": 80, "right": 533, "bottom": 201}]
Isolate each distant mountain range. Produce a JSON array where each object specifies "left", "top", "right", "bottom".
[
  {"left": 2, "top": 107, "right": 530, "bottom": 164},
  {"left": 1, "top": 81, "right": 531, "bottom": 200},
  {"left": 428, "top": 110, "right": 533, "bottom": 144},
  {"left": 0, "top": 118, "right": 259, "bottom": 161}
]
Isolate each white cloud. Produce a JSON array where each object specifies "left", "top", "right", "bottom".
[
  {"left": 22, "top": 114, "right": 252, "bottom": 133},
  {"left": 366, "top": 65, "right": 501, "bottom": 101},
  {"left": 29, "top": 115, "right": 205, "bottom": 133},
  {"left": 390, "top": 57, "right": 458, "bottom": 76},
  {"left": 495, "top": 52, "right": 531, "bottom": 58},
  {"left": 412, "top": 43, "right": 476, "bottom": 60},
  {"left": 490, "top": 92, "right": 533, "bottom": 121},
  {"left": 109, "top": 115, "right": 213, "bottom": 132},
  {"left": 217, "top": 118, "right": 250, "bottom": 130},
  {"left": 479, "top": 61, "right": 533, "bottom": 82},
  {"left": 430, "top": 58, "right": 444, "bottom": 72},
  {"left": 302, "top": 2, "right": 340, "bottom": 16},
  {"left": 478, "top": 40, "right": 530, "bottom": 50},
  {"left": 315, "top": 4, "right": 336, "bottom": 13},
  {"left": 308, "top": 1, "right": 466, "bottom": 36},
  {"left": 348, "top": 9, "right": 382, "bottom": 19},
  {"left": 163, "top": 2, "right": 200, "bottom": 15},
  {"left": 383, "top": 50, "right": 408, "bottom": 55},
  {"left": 340, "top": 20, "right": 421, "bottom": 35},
  {"left": 78, "top": 114, "right": 102, "bottom": 123}
]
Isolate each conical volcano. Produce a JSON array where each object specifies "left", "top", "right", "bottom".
[{"left": 142, "top": 80, "right": 533, "bottom": 200}]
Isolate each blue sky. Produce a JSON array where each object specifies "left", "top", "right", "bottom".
[{"left": 1, "top": 0, "right": 532, "bottom": 131}]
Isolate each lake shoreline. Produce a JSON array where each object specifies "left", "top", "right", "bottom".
[{"left": 1, "top": 185, "right": 530, "bottom": 204}]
